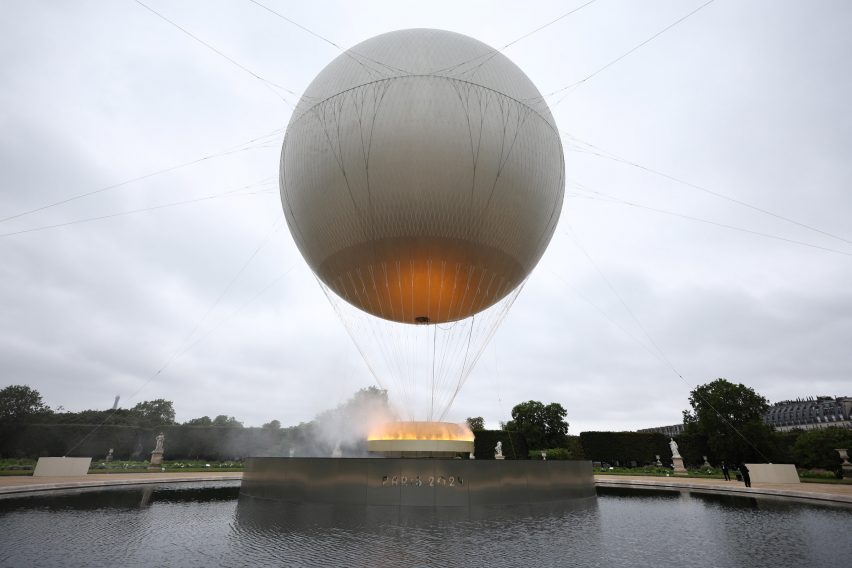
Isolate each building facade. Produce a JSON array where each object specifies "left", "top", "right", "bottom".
[
  {"left": 763, "top": 396, "right": 852, "bottom": 432},
  {"left": 640, "top": 396, "right": 852, "bottom": 434},
  {"left": 636, "top": 424, "right": 684, "bottom": 437}
]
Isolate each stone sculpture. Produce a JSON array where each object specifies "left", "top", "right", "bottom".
[
  {"left": 669, "top": 438, "right": 681, "bottom": 459},
  {"left": 670, "top": 437, "right": 687, "bottom": 475},
  {"left": 148, "top": 432, "right": 165, "bottom": 470}
]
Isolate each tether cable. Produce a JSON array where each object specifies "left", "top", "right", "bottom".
[
  {"left": 0, "top": 129, "right": 281, "bottom": 225},
  {"left": 132, "top": 0, "right": 299, "bottom": 106},
  {"left": 62, "top": 218, "right": 292, "bottom": 456},
  {"left": 562, "top": 226, "right": 772, "bottom": 462},
  {"left": 537, "top": 0, "right": 716, "bottom": 106},
  {"left": 563, "top": 133, "right": 852, "bottom": 248}
]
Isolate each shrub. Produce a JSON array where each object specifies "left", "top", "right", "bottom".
[
  {"left": 473, "top": 430, "right": 528, "bottom": 459},
  {"left": 528, "top": 448, "right": 572, "bottom": 460},
  {"left": 579, "top": 431, "right": 669, "bottom": 466},
  {"left": 792, "top": 428, "right": 852, "bottom": 470}
]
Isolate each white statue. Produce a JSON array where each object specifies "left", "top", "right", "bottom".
[
  {"left": 669, "top": 437, "right": 681, "bottom": 459},
  {"left": 469, "top": 452, "right": 475, "bottom": 460},
  {"left": 153, "top": 432, "right": 165, "bottom": 454},
  {"left": 495, "top": 441, "right": 503, "bottom": 458},
  {"left": 331, "top": 443, "right": 342, "bottom": 458}
]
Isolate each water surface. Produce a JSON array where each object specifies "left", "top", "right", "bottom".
[{"left": 0, "top": 481, "right": 849, "bottom": 568}]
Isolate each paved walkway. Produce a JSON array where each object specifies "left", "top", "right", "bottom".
[
  {"left": 1, "top": 472, "right": 850, "bottom": 504},
  {"left": 0, "top": 471, "right": 242, "bottom": 496},
  {"left": 595, "top": 474, "right": 852, "bottom": 505}
]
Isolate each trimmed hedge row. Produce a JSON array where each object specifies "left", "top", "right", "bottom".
[
  {"left": 472, "top": 430, "right": 529, "bottom": 459},
  {"left": 0, "top": 423, "right": 300, "bottom": 461},
  {"left": 2, "top": 424, "right": 532, "bottom": 461},
  {"left": 565, "top": 435, "right": 585, "bottom": 460},
  {"left": 579, "top": 431, "right": 670, "bottom": 466},
  {"left": 12, "top": 423, "right": 825, "bottom": 468}
]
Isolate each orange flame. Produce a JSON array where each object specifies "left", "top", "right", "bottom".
[{"left": 367, "top": 421, "right": 474, "bottom": 442}]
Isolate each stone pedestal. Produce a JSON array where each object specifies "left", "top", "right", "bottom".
[
  {"left": 672, "top": 456, "right": 687, "bottom": 475},
  {"left": 34, "top": 457, "right": 92, "bottom": 477},
  {"left": 744, "top": 463, "right": 799, "bottom": 483},
  {"left": 836, "top": 449, "right": 852, "bottom": 478},
  {"left": 495, "top": 455, "right": 505, "bottom": 460},
  {"left": 148, "top": 451, "right": 164, "bottom": 471}
]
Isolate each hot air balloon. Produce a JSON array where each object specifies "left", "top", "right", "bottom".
[{"left": 281, "top": 29, "right": 563, "bottom": 425}]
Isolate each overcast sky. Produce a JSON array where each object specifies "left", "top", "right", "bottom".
[{"left": 1, "top": 0, "right": 850, "bottom": 433}]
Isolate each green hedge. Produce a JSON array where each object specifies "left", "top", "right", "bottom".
[
  {"left": 0, "top": 423, "right": 147, "bottom": 459},
  {"left": 473, "top": 430, "right": 528, "bottom": 459},
  {"left": 0, "top": 423, "right": 299, "bottom": 461},
  {"left": 792, "top": 427, "right": 852, "bottom": 470},
  {"left": 2, "top": 423, "right": 532, "bottom": 461},
  {"left": 579, "top": 431, "right": 669, "bottom": 466},
  {"left": 673, "top": 431, "right": 709, "bottom": 467},
  {"left": 565, "top": 435, "right": 585, "bottom": 459},
  {"left": 528, "top": 448, "right": 572, "bottom": 460}
]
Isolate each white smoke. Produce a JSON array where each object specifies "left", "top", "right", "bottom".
[{"left": 299, "top": 386, "right": 398, "bottom": 457}]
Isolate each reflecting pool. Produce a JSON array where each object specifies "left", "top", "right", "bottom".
[{"left": 0, "top": 481, "right": 849, "bottom": 568}]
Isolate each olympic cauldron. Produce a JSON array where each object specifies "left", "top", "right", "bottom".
[{"left": 241, "top": 420, "right": 594, "bottom": 506}]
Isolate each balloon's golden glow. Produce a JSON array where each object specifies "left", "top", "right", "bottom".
[{"left": 319, "top": 237, "right": 524, "bottom": 324}]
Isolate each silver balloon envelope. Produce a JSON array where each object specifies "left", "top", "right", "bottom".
[{"left": 280, "top": 29, "right": 564, "bottom": 419}]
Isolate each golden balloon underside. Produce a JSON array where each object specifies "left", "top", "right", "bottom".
[{"left": 317, "top": 237, "right": 526, "bottom": 324}]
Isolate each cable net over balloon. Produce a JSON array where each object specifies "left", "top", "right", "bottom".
[
  {"left": 322, "top": 277, "right": 524, "bottom": 421},
  {"left": 280, "top": 29, "right": 564, "bottom": 419}
]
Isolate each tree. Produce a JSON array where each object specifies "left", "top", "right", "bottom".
[
  {"left": 683, "top": 378, "right": 773, "bottom": 464},
  {"left": 542, "top": 404, "right": 570, "bottom": 448},
  {"left": 0, "top": 385, "right": 50, "bottom": 424},
  {"left": 504, "top": 401, "right": 569, "bottom": 450},
  {"left": 465, "top": 416, "right": 485, "bottom": 431},
  {"left": 132, "top": 399, "right": 176, "bottom": 426},
  {"left": 212, "top": 415, "right": 243, "bottom": 428},
  {"left": 262, "top": 420, "right": 281, "bottom": 429},
  {"left": 185, "top": 416, "right": 213, "bottom": 426},
  {"left": 349, "top": 386, "right": 389, "bottom": 409},
  {"left": 792, "top": 427, "right": 852, "bottom": 471}
]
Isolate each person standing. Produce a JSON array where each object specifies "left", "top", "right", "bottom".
[
  {"left": 739, "top": 463, "right": 751, "bottom": 487},
  {"left": 721, "top": 461, "right": 730, "bottom": 481}
]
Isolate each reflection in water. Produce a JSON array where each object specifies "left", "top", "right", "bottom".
[
  {"left": 0, "top": 482, "right": 238, "bottom": 512},
  {"left": 229, "top": 495, "right": 602, "bottom": 568},
  {"left": 596, "top": 486, "right": 681, "bottom": 500},
  {"left": 0, "top": 482, "right": 849, "bottom": 568}
]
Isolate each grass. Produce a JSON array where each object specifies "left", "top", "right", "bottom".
[
  {"left": 0, "top": 458, "right": 35, "bottom": 475},
  {"left": 0, "top": 458, "right": 244, "bottom": 476},
  {"left": 593, "top": 466, "right": 726, "bottom": 478},
  {"left": 594, "top": 465, "right": 852, "bottom": 484},
  {"left": 800, "top": 477, "right": 852, "bottom": 485},
  {"left": 88, "top": 459, "right": 244, "bottom": 473}
]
